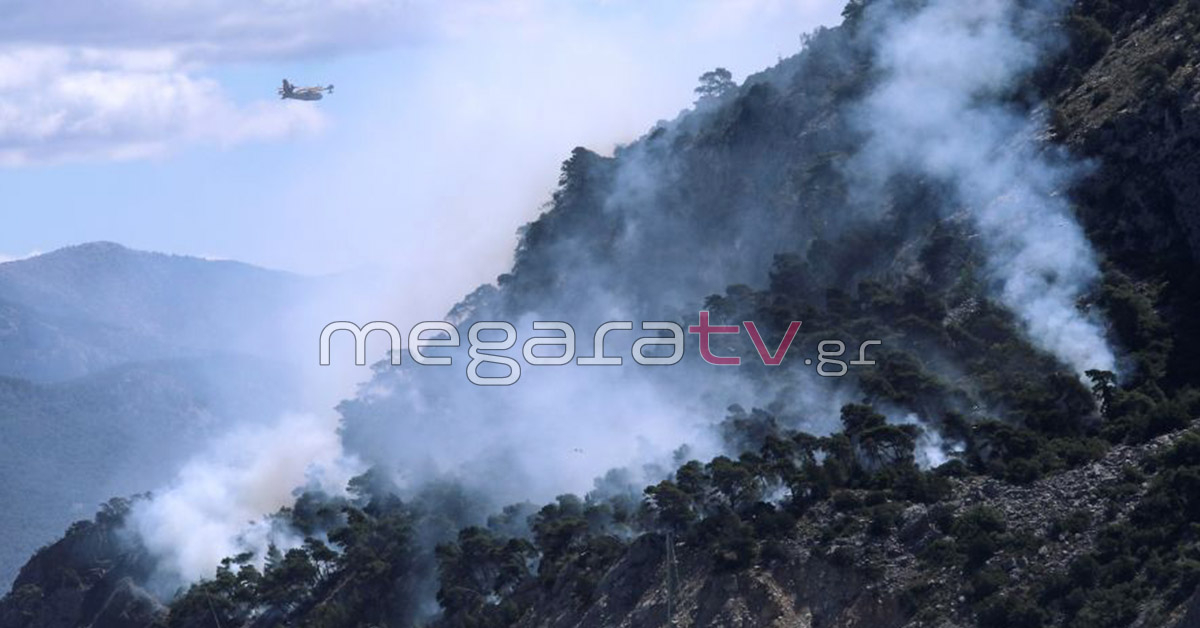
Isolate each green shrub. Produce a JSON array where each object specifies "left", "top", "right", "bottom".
[{"left": 952, "top": 507, "right": 1008, "bottom": 569}]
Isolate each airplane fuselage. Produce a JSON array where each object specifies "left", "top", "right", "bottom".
[
  {"left": 278, "top": 80, "right": 332, "bottom": 101},
  {"left": 283, "top": 91, "right": 323, "bottom": 101}
]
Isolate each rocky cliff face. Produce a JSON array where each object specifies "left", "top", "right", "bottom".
[
  {"left": 506, "top": 424, "right": 1198, "bottom": 628},
  {"left": 0, "top": 500, "right": 162, "bottom": 628},
  {"left": 1057, "top": 0, "right": 1200, "bottom": 262}
]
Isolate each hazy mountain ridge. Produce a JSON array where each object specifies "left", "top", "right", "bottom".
[
  {"left": 0, "top": 244, "right": 314, "bottom": 590},
  {"left": 0, "top": 242, "right": 308, "bottom": 382}
]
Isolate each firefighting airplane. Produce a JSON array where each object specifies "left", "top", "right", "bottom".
[{"left": 278, "top": 79, "right": 334, "bottom": 101}]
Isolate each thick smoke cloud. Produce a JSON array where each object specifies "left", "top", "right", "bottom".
[
  {"left": 120, "top": 0, "right": 1120, "bottom": 599},
  {"left": 103, "top": 5, "right": 850, "bottom": 590},
  {"left": 332, "top": 0, "right": 1121, "bottom": 524},
  {"left": 853, "top": 0, "right": 1116, "bottom": 375},
  {"left": 130, "top": 412, "right": 358, "bottom": 588}
]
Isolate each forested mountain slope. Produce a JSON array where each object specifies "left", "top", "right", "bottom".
[
  {"left": 5, "top": 0, "right": 1200, "bottom": 626},
  {"left": 0, "top": 244, "right": 311, "bottom": 588}
]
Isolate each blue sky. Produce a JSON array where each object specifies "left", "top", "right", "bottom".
[{"left": 1, "top": 0, "right": 843, "bottom": 315}]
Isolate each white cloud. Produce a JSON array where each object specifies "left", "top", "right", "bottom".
[
  {"left": 0, "top": 46, "right": 325, "bottom": 165},
  {"left": 0, "top": 0, "right": 418, "bottom": 166},
  {"left": 0, "top": 0, "right": 541, "bottom": 166},
  {"left": 0, "top": 0, "right": 843, "bottom": 166}
]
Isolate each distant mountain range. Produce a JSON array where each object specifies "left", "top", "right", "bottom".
[
  {"left": 0, "top": 242, "right": 309, "bottom": 382},
  {"left": 0, "top": 242, "right": 312, "bottom": 588}
]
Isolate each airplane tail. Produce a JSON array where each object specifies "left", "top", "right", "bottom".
[
  {"left": 326, "top": 84, "right": 334, "bottom": 94},
  {"left": 279, "top": 79, "right": 293, "bottom": 98}
]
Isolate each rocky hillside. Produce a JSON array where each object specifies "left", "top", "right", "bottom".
[
  {"left": 7, "top": 416, "right": 1200, "bottom": 628},
  {"left": 505, "top": 424, "right": 1200, "bottom": 628},
  {"left": 0, "top": 499, "right": 161, "bottom": 628}
]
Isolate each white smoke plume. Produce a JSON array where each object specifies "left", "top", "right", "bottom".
[
  {"left": 119, "top": 0, "right": 1125, "bottom": 598},
  {"left": 129, "top": 412, "right": 359, "bottom": 588},
  {"left": 854, "top": 0, "right": 1116, "bottom": 376}
]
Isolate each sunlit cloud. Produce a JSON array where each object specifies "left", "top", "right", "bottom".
[
  {"left": 0, "top": 0, "right": 419, "bottom": 166},
  {"left": 0, "top": 0, "right": 841, "bottom": 166},
  {"left": 0, "top": 46, "right": 325, "bottom": 166}
]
